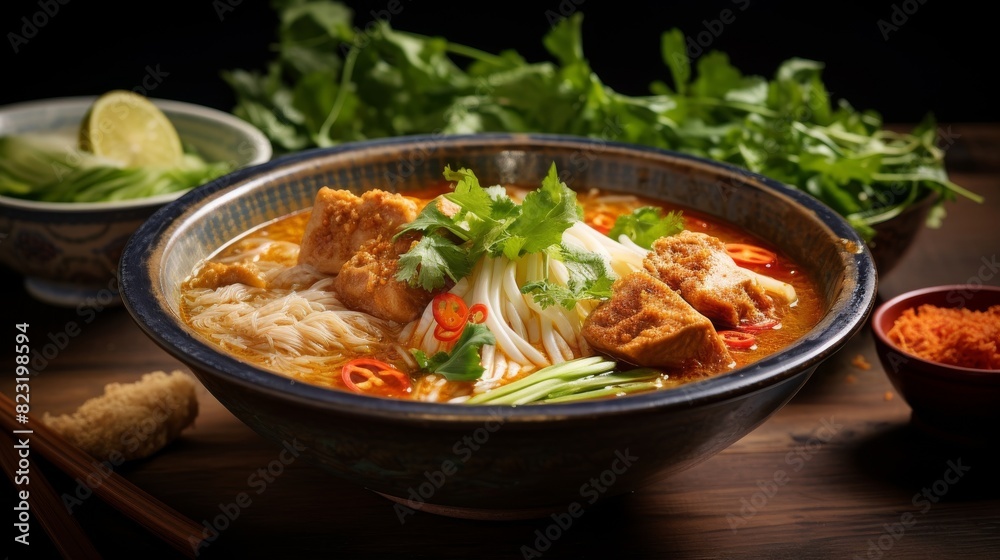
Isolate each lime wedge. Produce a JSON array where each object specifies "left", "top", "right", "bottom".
[{"left": 78, "top": 90, "right": 183, "bottom": 168}]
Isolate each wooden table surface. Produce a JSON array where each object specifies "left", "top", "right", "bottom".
[{"left": 4, "top": 124, "right": 999, "bottom": 560}]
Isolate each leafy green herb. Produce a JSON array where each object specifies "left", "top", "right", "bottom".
[
  {"left": 507, "top": 164, "right": 583, "bottom": 257},
  {"left": 226, "top": 0, "right": 982, "bottom": 240},
  {"left": 608, "top": 207, "right": 685, "bottom": 249},
  {"left": 395, "top": 235, "right": 473, "bottom": 292},
  {"left": 394, "top": 163, "right": 580, "bottom": 291},
  {"left": 520, "top": 243, "right": 615, "bottom": 310},
  {"left": 411, "top": 323, "right": 496, "bottom": 381}
]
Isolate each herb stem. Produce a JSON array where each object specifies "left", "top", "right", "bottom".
[
  {"left": 317, "top": 45, "right": 359, "bottom": 146},
  {"left": 791, "top": 122, "right": 845, "bottom": 156},
  {"left": 444, "top": 43, "right": 512, "bottom": 66},
  {"left": 398, "top": 30, "right": 512, "bottom": 67},
  {"left": 820, "top": 126, "right": 877, "bottom": 146},
  {"left": 872, "top": 173, "right": 984, "bottom": 203}
]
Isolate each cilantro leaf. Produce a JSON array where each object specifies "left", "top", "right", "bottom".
[
  {"left": 395, "top": 235, "right": 472, "bottom": 291},
  {"left": 411, "top": 323, "right": 496, "bottom": 381},
  {"left": 518, "top": 280, "right": 574, "bottom": 310},
  {"left": 442, "top": 166, "right": 491, "bottom": 217},
  {"left": 660, "top": 28, "right": 690, "bottom": 96},
  {"left": 543, "top": 13, "right": 585, "bottom": 68},
  {"left": 559, "top": 243, "right": 617, "bottom": 290},
  {"left": 608, "top": 207, "right": 685, "bottom": 249},
  {"left": 521, "top": 243, "right": 616, "bottom": 310},
  {"left": 442, "top": 167, "right": 524, "bottom": 259},
  {"left": 505, "top": 163, "right": 581, "bottom": 256},
  {"left": 483, "top": 185, "right": 521, "bottom": 222},
  {"left": 396, "top": 199, "right": 469, "bottom": 241},
  {"left": 396, "top": 162, "right": 587, "bottom": 291}
]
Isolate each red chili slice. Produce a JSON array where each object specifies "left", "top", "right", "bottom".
[
  {"left": 467, "top": 303, "right": 488, "bottom": 324},
  {"left": 725, "top": 243, "right": 777, "bottom": 267},
  {"left": 432, "top": 293, "right": 469, "bottom": 331},
  {"left": 434, "top": 323, "right": 463, "bottom": 342},
  {"left": 342, "top": 358, "right": 412, "bottom": 398},
  {"left": 719, "top": 330, "right": 757, "bottom": 350}
]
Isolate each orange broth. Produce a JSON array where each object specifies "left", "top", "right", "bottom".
[{"left": 181, "top": 182, "right": 825, "bottom": 400}]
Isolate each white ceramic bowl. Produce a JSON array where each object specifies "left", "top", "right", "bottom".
[{"left": 0, "top": 96, "right": 272, "bottom": 307}]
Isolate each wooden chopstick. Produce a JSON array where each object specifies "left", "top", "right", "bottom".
[
  {"left": 1, "top": 428, "right": 102, "bottom": 559},
  {"left": 0, "top": 392, "right": 205, "bottom": 558}
]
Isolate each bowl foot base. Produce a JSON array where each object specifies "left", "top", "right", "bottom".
[
  {"left": 374, "top": 492, "right": 564, "bottom": 520},
  {"left": 24, "top": 277, "right": 123, "bottom": 309}
]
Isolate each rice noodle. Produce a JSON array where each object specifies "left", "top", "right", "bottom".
[
  {"left": 266, "top": 263, "right": 328, "bottom": 290},
  {"left": 475, "top": 257, "right": 547, "bottom": 366},
  {"left": 502, "top": 259, "right": 532, "bottom": 322},
  {"left": 505, "top": 300, "right": 528, "bottom": 339},
  {"left": 182, "top": 276, "right": 399, "bottom": 384}
]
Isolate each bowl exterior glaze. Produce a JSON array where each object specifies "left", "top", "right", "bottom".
[
  {"left": 0, "top": 96, "right": 272, "bottom": 306},
  {"left": 199, "top": 362, "right": 815, "bottom": 515},
  {"left": 120, "top": 134, "right": 876, "bottom": 515},
  {"left": 0, "top": 200, "right": 162, "bottom": 304},
  {"left": 872, "top": 284, "right": 1000, "bottom": 444}
]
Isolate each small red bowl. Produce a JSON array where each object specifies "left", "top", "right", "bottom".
[{"left": 872, "top": 285, "right": 1000, "bottom": 445}]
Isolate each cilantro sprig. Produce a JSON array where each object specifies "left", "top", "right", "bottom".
[
  {"left": 395, "top": 162, "right": 582, "bottom": 291},
  {"left": 520, "top": 243, "right": 615, "bottom": 310},
  {"left": 411, "top": 323, "right": 496, "bottom": 381},
  {"left": 608, "top": 207, "right": 685, "bottom": 249}
]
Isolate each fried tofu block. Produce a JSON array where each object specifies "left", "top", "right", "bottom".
[
  {"left": 333, "top": 235, "right": 434, "bottom": 323},
  {"left": 582, "top": 271, "right": 733, "bottom": 372},
  {"left": 645, "top": 231, "right": 775, "bottom": 328},
  {"left": 298, "top": 188, "right": 418, "bottom": 274}
]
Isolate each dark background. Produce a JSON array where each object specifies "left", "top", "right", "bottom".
[{"left": 1, "top": 0, "right": 995, "bottom": 124}]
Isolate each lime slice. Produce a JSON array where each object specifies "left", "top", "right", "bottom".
[{"left": 78, "top": 90, "right": 183, "bottom": 168}]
